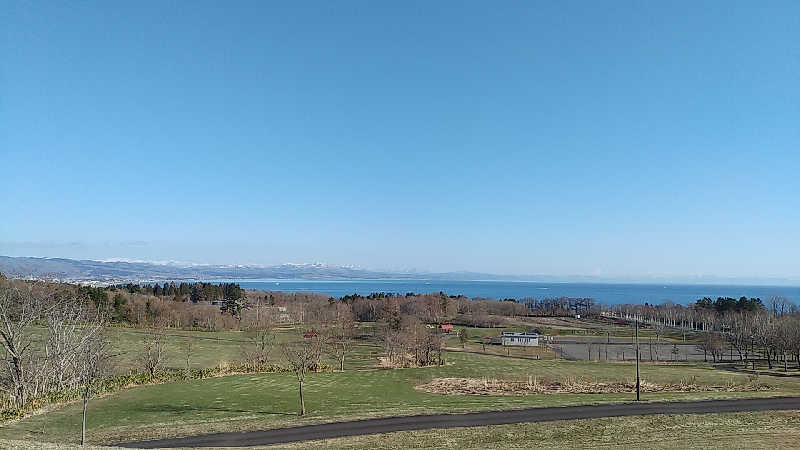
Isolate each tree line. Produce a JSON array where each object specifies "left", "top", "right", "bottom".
[
  {"left": 608, "top": 296, "right": 800, "bottom": 369},
  {"left": 75, "top": 284, "right": 550, "bottom": 331},
  {"left": 0, "top": 279, "right": 108, "bottom": 444}
]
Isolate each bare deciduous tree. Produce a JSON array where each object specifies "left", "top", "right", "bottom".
[
  {"left": 696, "top": 332, "right": 724, "bottom": 362},
  {"left": 45, "top": 295, "right": 105, "bottom": 394},
  {"left": 725, "top": 312, "right": 754, "bottom": 368},
  {"left": 138, "top": 330, "right": 167, "bottom": 378},
  {"left": 74, "top": 329, "right": 110, "bottom": 446},
  {"left": 182, "top": 338, "right": 194, "bottom": 374},
  {"left": 325, "top": 303, "right": 356, "bottom": 371},
  {"left": 282, "top": 335, "right": 323, "bottom": 416},
  {"left": 457, "top": 328, "right": 468, "bottom": 348},
  {"left": 241, "top": 327, "right": 276, "bottom": 368},
  {"left": 0, "top": 278, "right": 110, "bottom": 440},
  {"left": 0, "top": 280, "right": 48, "bottom": 407},
  {"left": 753, "top": 312, "right": 777, "bottom": 369}
]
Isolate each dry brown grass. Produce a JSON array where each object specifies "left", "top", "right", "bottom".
[{"left": 416, "top": 376, "right": 776, "bottom": 396}]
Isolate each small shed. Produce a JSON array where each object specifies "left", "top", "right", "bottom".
[
  {"left": 440, "top": 324, "right": 454, "bottom": 333},
  {"left": 303, "top": 331, "right": 319, "bottom": 338}
]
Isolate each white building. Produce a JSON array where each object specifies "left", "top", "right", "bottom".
[{"left": 500, "top": 332, "right": 539, "bottom": 347}]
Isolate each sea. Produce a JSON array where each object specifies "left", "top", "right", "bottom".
[{"left": 231, "top": 280, "right": 800, "bottom": 306}]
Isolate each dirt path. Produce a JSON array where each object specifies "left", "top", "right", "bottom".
[{"left": 116, "top": 396, "right": 800, "bottom": 448}]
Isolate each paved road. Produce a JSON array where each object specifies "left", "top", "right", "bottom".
[{"left": 117, "top": 396, "right": 800, "bottom": 448}]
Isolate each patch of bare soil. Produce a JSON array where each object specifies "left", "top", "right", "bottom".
[{"left": 415, "top": 377, "right": 775, "bottom": 396}]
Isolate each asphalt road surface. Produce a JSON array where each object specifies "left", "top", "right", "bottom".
[{"left": 117, "top": 396, "right": 800, "bottom": 448}]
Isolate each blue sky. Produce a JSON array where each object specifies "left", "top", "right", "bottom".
[{"left": 2, "top": 1, "right": 798, "bottom": 279}]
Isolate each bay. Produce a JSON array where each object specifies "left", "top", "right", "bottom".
[{"left": 232, "top": 280, "right": 800, "bottom": 305}]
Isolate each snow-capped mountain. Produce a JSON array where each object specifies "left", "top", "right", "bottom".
[{"left": 0, "top": 256, "right": 400, "bottom": 282}]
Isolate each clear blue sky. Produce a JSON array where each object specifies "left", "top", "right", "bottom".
[{"left": 2, "top": 1, "right": 798, "bottom": 279}]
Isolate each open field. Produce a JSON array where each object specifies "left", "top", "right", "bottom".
[
  {"left": 74, "top": 319, "right": 800, "bottom": 371},
  {"left": 27, "top": 319, "right": 713, "bottom": 375},
  {"left": 103, "top": 323, "right": 708, "bottom": 371},
  {"left": 107, "top": 326, "right": 381, "bottom": 372},
  {"left": 29, "top": 325, "right": 383, "bottom": 374},
  {"left": 2, "top": 350, "right": 799, "bottom": 445}
]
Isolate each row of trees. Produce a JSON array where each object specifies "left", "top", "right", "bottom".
[
  {"left": 0, "top": 279, "right": 108, "bottom": 445},
  {"left": 93, "top": 280, "right": 610, "bottom": 334},
  {"left": 81, "top": 289, "right": 327, "bottom": 330},
  {"left": 609, "top": 296, "right": 797, "bottom": 333},
  {"left": 521, "top": 297, "right": 596, "bottom": 317},
  {"left": 716, "top": 311, "right": 800, "bottom": 370},
  {"left": 95, "top": 288, "right": 537, "bottom": 331},
  {"left": 607, "top": 296, "right": 800, "bottom": 370},
  {"left": 127, "top": 282, "right": 592, "bottom": 324},
  {"left": 115, "top": 281, "right": 238, "bottom": 300},
  {"left": 694, "top": 296, "right": 764, "bottom": 313},
  {"left": 347, "top": 292, "right": 530, "bottom": 327},
  {"left": 112, "top": 282, "right": 245, "bottom": 306}
]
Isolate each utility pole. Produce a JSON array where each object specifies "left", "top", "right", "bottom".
[{"left": 635, "top": 319, "right": 641, "bottom": 402}]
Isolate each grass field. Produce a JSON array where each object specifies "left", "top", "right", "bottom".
[
  {"left": 1, "top": 349, "right": 798, "bottom": 445},
  {"left": 33, "top": 320, "right": 704, "bottom": 374},
  {"left": 94, "top": 325, "right": 382, "bottom": 373}
]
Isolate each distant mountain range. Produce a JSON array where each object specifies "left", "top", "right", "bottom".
[
  {"left": 1, "top": 256, "right": 797, "bottom": 286},
  {"left": 0, "top": 255, "right": 527, "bottom": 283}
]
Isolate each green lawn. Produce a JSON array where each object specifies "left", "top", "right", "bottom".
[
  {"left": 97, "top": 326, "right": 381, "bottom": 373},
  {"left": 2, "top": 351, "right": 798, "bottom": 446},
  {"left": 26, "top": 326, "right": 281, "bottom": 374},
  {"left": 106, "top": 328, "right": 247, "bottom": 372}
]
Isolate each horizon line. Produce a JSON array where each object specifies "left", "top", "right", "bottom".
[{"left": 2, "top": 254, "right": 799, "bottom": 287}]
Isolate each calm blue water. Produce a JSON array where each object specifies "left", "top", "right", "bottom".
[{"left": 233, "top": 280, "right": 800, "bottom": 305}]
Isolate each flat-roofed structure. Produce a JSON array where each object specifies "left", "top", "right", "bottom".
[{"left": 500, "top": 332, "right": 539, "bottom": 347}]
